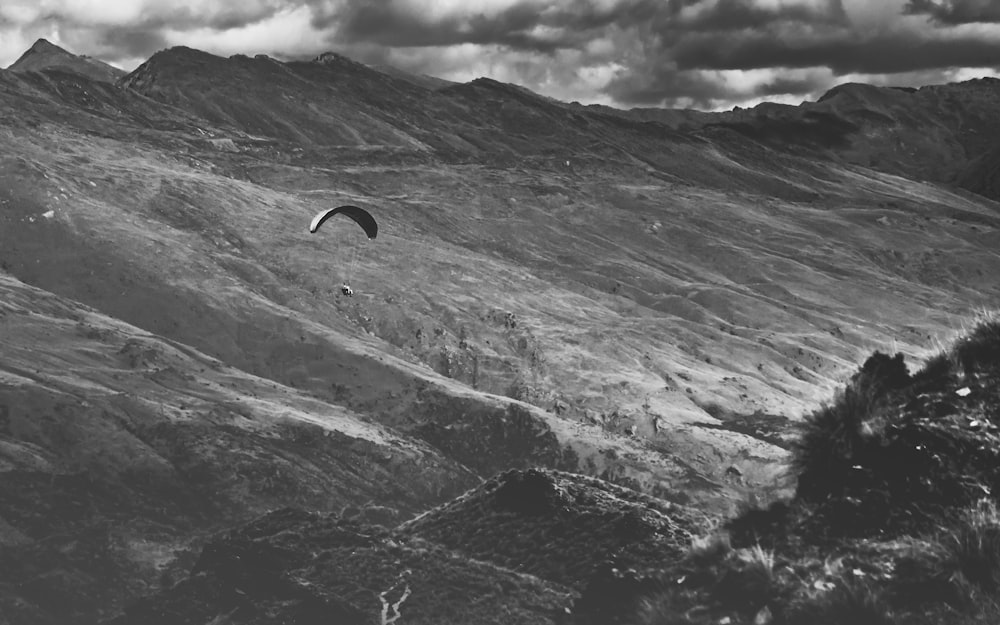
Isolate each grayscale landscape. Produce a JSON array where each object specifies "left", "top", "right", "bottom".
[{"left": 2, "top": 30, "right": 1000, "bottom": 625}]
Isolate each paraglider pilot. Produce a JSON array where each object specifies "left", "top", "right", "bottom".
[{"left": 309, "top": 205, "right": 377, "bottom": 300}]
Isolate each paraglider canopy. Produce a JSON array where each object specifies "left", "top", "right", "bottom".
[{"left": 309, "top": 205, "right": 378, "bottom": 239}]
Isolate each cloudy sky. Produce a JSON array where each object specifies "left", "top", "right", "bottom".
[{"left": 2, "top": 0, "right": 1000, "bottom": 110}]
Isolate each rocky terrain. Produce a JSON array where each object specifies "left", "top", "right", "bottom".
[{"left": 1, "top": 39, "right": 999, "bottom": 623}]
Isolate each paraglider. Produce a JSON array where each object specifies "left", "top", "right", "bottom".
[
  {"left": 309, "top": 204, "right": 378, "bottom": 295},
  {"left": 309, "top": 205, "right": 378, "bottom": 239}
]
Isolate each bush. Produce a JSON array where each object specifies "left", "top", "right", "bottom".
[
  {"left": 792, "top": 352, "right": 912, "bottom": 502},
  {"left": 909, "top": 351, "right": 957, "bottom": 394},
  {"left": 953, "top": 317, "right": 1000, "bottom": 377}
]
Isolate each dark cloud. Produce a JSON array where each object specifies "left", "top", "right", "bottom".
[
  {"left": 679, "top": 0, "right": 849, "bottom": 31},
  {"left": 330, "top": 0, "right": 847, "bottom": 52},
  {"left": 904, "top": 0, "right": 1000, "bottom": 24},
  {"left": 330, "top": 0, "right": 662, "bottom": 52},
  {"left": 671, "top": 30, "right": 1000, "bottom": 74},
  {"left": 594, "top": 0, "right": 1000, "bottom": 106},
  {"left": 335, "top": 1, "right": 557, "bottom": 51},
  {"left": 144, "top": 2, "right": 299, "bottom": 31},
  {"left": 324, "top": 0, "right": 860, "bottom": 107}
]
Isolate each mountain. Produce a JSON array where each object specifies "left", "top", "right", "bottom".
[
  {"left": 5, "top": 38, "right": 125, "bottom": 83},
  {"left": 2, "top": 40, "right": 1000, "bottom": 623}
]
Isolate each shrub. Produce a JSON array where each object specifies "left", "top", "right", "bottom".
[
  {"left": 793, "top": 390, "right": 879, "bottom": 500},
  {"left": 792, "top": 352, "right": 910, "bottom": 502},
  {"left": 909, "top": 351, "right": 956, "bottom": 394},
  {"left": 953, "top": 317, "right": 1000, "bottom": 377}
]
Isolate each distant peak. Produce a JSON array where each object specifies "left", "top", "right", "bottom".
[
  {"left": 7, "top": 38, "right": 77, "bottom": 72},
  {"left": 29, "top": 38, "right": 65, "bottom": 53},
  {"left": 162, "top": 45, "right": 212, "bottom": 57},
  {"left": 139, "top": 46, "right": 224, "bottom": 68},
  {"left": 816, "top": 82, "right": 907, "bottom": 104}
]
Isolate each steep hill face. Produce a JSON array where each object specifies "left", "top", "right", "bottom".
[{"left": 6, "top": 38, "right": 125, "bottom": 83}]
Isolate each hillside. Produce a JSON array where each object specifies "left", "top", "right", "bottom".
[{"left": 1, "top": 40, "right": 1000, "bottom": 623}]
